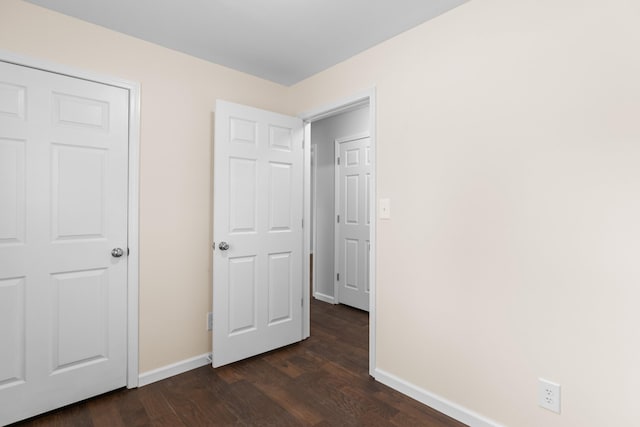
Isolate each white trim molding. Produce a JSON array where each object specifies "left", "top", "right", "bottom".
[
  {"left": 299, "top": 89, "right": 372, "bottom": 123},
  {"left": 373, "top": 368, "right": 506, "bottom": 427},
  {"left": 0, "top": 48, "right": 141, "bottom": 389},
  {"left": 138, "top": 354, "right": 212, "bottom": 387},
  {"left": 313, "top": 293, "right": 336, "bottom": 305}
]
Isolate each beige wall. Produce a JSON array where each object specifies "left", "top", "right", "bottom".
[
  {"left": 3, "top": 0, "right": 640, "bottom": 425},
  {"left": 289, "top": 0, "right": 640, "bottom": 426},
  {"left": 0, "top": 0, "right": 290, "bottom": 372}
]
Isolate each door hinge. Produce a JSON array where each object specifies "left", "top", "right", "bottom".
[
  {"left": 127, "top": 248, "right": 130, "bottom": 256},
  {"left": 337, "top": 273, "right": 340, "bottom": 281},
  {"left": 337, "top": 214, "right": 340, "bottom": 223},
  {"left": 337, "top": 157, "right": 340, "bottom": 165},
  {"left": 302, "top": 219, "right": 304, "bottom": 228},
  {"left": 301, "top": 298, "right": 304, "bottom": 307}
]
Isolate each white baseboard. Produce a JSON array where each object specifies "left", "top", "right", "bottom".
[
  {"left": 138, "top": 353, "right": 211, "bottom": 387},
  {"left": 373, "top": 368, "right": 505, "bottom": 427},
  {"left": 313, "top": 292, "right": 335, "bottom": 304},
  {"left": 136, "top": 352, "right": 503, "bottom": 426}
]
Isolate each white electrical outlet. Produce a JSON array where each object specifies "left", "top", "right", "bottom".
[
  {"left": 538, "top": 378, "right": 561, "bottom": 413},
  {"left": 207, "top": 312, "right": 213, "bottom": 331}
]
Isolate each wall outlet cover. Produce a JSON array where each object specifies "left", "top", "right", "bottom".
[{"left": 538, "top": 378, "right": 561, "bottom": 414}]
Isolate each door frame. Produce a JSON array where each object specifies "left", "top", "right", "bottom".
[
  {"left": 300, "top": 88, "right": 377, "bottom": 376},
  {"left": 333, "top": 132, "right": 370, "bottom": 306},
  {"left": 0, "top": 49, "right": 141, "bottom": 388},
  {"left": 310, "top": 144, "right": 318, "bottom": 299}
]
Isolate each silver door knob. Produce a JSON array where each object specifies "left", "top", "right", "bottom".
[
  {"left": 111, "top": 248, "right": 124, "bottom": 258},
  {"left": 218, "top": 241, "right": 229, "bottom": 251}
]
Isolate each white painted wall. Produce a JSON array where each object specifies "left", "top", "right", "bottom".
[
  {"left": 290, "top": 0, "right": 640, "bottom": 426},
  {"left": 311, "top": 106, "right": 369, "bottom": 301}
]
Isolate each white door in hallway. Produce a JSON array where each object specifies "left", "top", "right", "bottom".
[
  {"left": 0, "top": 61, "right": 129, "bottom": 425},
  {"left": 335, "top": 135, "right": 371, "bottom": 311},
  {"left": 213, "top": 100, "right": 304, "bottom": 367}
]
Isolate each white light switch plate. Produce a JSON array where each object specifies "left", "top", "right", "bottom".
[{"left": 379, "top": 198, "right": 391, "bottom": 219}]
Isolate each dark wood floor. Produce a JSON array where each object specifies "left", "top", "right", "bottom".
[{"left": 13, "top": 299, "right": 467, "bottom": 426}]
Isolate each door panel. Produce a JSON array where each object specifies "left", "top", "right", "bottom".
[
  {"left": 213, "top": 100, "right": 303, "bottom": 367},
  {"left": 52, "top": 145, "right": 107, "bottom": 239},
  {"left": 0, "top": 138, "right": 25, "bottom": 243},
  {"left": 336, "top": 136, "right": 370, "bottom": 311},
  {"left": 345, "top": 238, "right": 359, "bottom": 289},
  {"left": 346, "top": 174, "right": 359, "bottom": 223},
  {"left": 229, "top": 158, "right": 257, "bottom": 232},
  {"left": 269, "top": 162, "right": 293, "bottom": 230},
  {"left": 0, "top": 60, "right": 129, "bottom": 425},
  {"left": 228, "top": 256, "right": 257, "bottom": 335},
  {"left": 53, "top": 92, "right": 109, "bottom": 130},
  {"left": 0, "top": 82, "right": 26, "bottom": 118},
  {"left": 268, "top": 252, "right": 293, "bottom": 324},
  {"left": 52, "top": 269, "right": 109, "bottom": 370},
  {"left": 0, "top": 277, "right": 25, "bottom": 387}
]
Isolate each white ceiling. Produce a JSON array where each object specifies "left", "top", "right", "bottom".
[{"left": 25, "top": 0, "right": 468, "bottom": 86}]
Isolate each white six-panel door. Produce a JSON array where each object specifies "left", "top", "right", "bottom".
[
  {"left": 0, "top": 61, "right": 129, "bottom": 425},
  {"left": 213, "top": 100, "right": 303, "bottom": 367},
  {"left": 335, "top": 136, "right": 371, "bottom": 311}
]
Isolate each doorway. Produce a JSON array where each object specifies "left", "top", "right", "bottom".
[
  {"left": 301, "top": 89, "right": 377, "bottom": 376},
  {"left": 309, "top": 107, "right": 370, "bottom": 308},
  {"left": 210, "top": 91, "right": 376, "bottom": 375}
]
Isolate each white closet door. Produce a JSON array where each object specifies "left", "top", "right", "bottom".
[{"left": 0, "top": 60, "right": 129, "bottom": 425}]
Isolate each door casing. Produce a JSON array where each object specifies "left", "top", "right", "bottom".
[
  {"left": 300, "top": 88, "right": 377, "bottom": 376},
  {"left": 0, "top": 49, "right": 141, "bottom": 388}
]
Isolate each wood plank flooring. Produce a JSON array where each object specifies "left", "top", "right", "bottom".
[{"left": 12, "top": 299, "right": 467, "bottom": 426}]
